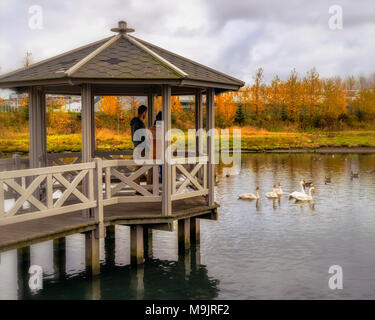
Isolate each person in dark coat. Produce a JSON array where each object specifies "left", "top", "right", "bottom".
[
  {"left": 130, "top": 105, "right": 147, "bottom": 188},
  {"left": 130, "top": 105, "right": 147, "bottom": 148}
]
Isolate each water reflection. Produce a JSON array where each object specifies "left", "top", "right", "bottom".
[
  {"left": 0, "top": 229, "right": 218, "bottom": 300},
  {"left": 13, "top": 255, "right": 218, "bottom": 300}
]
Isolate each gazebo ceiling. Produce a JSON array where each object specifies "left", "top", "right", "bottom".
[{"left": 0, "top": 21, "right": 244, "bottom": 91}]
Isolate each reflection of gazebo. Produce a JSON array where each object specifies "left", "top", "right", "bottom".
[{"left": 0, "top": 21, "right": 243, "bottom": 271}]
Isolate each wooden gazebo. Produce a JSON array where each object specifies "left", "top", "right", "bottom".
[{"left": 0, "top": 21, "right": 244, "bottom": 271}]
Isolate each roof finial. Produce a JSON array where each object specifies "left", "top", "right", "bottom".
[{"left": 110, "top": 20, "right": 135, "bottom": 34}]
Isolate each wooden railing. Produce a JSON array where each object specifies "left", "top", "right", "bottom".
[
  {"left": 0, "top": 156, "right": 209, "bottom": 227},
  {"left": 46, "top": 152, "right": 82, "bottom": 166},
  {"left": 0, "top": 151, "right": 134, "bottom": 172},
  {"left": 0, "top": 154, "right": 29, "bottom": 172},
  {"left": 171, "top": 156, "right": 208, "bottom": 201},
  {"left": 0, "top": 162, "right": 97, "bottom": 226},
  {"left": 95, "top": 150, "right": 133, "bottom": 160},
  {"left": 102, "top": 159, "right": 161, "bottom": 205}
]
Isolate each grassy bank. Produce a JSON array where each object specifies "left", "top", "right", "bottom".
[
  {"left": 239, "top": 128, "right": 375, "bottom": 151},
  {"left": 0, "top": 127, "right": 374, "bottom": 154}
]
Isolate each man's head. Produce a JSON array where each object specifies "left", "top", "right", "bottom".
[{"left": 137, "top": 105, "right": 147, "bottom": 120}]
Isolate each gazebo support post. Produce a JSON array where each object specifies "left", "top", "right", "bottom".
[
  {"left": 147, "top": 93, "right": 155, "bottom": 128},
  {"left": 162, "top": 85, "right": 172, "bottom": 216},
  {"left": 81, "top": 84, "right": 95, "bottom": 163},
  {"left": 195, "top": 89, "right": 203, "bottom": 181},
  {"left": 28, "top": 87, "right": 46, "bottom": 169},
  {"left": 195, "top": 89, "right": 203, "bottom": 156},
  {"left": 81, "top": 84, "right": 95, "bottom": 217},
  {"left": 206, "top": 88, "right": 215, "bottom": 206}
]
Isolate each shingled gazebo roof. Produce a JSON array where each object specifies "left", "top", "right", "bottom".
[{"left": 0, "top": 21, "right": 244, "bottom": 92}]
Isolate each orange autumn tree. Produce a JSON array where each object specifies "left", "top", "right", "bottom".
[
  {"left": 98, "top": 96, "right": 123, "bottom": 115},
  {"left": 152, "top": 96, "right": 183, "bottom": 126},
  {"left": 124, "top": 96, "right": 141, "bottom": 117},
  {"left": 250, "top": 67, "right": 266, "bottom": 116},
  {"left": 45, "top": 97, "right": 82, "bottom": 134},
  {"left": 236, "top": 86, "right": 251, "bottom": 115},
  {"left": 303, "top": 68, "right": 322, "bottom": 120},
  {"left": 321, "top": 77, "right": 347, "bottom": 127},
  {"left": 215, "top": 91, "right": 236, "bottom": 127},
  {"left": 154, "top": 96, "right": 162, "bottom": 113},
  {"left": 98, "top": 96, "right": 126, "bottom": 134},
  {"left": 284, "top": 69, "right": 302, "bottom": 122},
  {"left": 153, "top": 96, "right": 182, "bottom": 113},
  {"left": 171, "top": 96, "right": 183, "bottom": 113}
]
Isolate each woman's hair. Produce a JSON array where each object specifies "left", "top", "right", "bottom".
[{"left": 154, "top": 111, "right": 162, "bottom": 124}]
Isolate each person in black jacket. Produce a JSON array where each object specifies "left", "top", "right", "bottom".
[
  {"left": 130, "top": 105, "right": 147, "bottom": 189},
  {"left": 130, "top": 105, "right": 147, "bottom": 148}
]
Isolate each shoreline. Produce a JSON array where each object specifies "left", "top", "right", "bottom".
[
  {"left": 2, "top": 147, "right": 375, "bottom": 159},
  {"left": 240, "top": 147, "right": 375, "bottom": 154}
]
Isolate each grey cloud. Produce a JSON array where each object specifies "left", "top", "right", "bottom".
[
  {"left": 0, "top": 0, "right": 374, "bottom": 85},
  {"left": 204, "top": 0, "right": 375, "bottom": 30}
]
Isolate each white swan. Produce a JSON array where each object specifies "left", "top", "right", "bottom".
[
  {"left": 289, "top": 180, "right": 306, "bottom": 199},
  {"left": 266, "top": 185, "right": 278, "bottom": 198},
  {"left": 276, "top": 182, "right": 283, "bottom": 196},
  {"left": 295, "top": 187, "right": 315, "bottom": 201},
  {"left": 239, "top": 187, "right": 260, "bottom": 200}
]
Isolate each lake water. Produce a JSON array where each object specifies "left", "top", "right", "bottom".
[{"left": 1, "top": 153, "right": 375, "bottom": 299}]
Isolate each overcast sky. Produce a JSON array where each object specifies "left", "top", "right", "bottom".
[{"left": 0, "top": 0, "right": 374, "bottom": 89}]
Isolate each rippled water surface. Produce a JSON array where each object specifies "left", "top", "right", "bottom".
[{"left": 1, "top": 153, "right": 375, "bottom": 299}]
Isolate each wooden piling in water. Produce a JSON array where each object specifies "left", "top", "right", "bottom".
[
  {"left": 17, "top": 246, "right": 30, "bottom": 298},
  {"left": 105, "top": 225, "right": 116, "bottom": 266},
  {"left": 106, "top": 225, "right": 116, "bottom": 237},
  {"left": 85, "top": 230, "right": 100, "bottom": 276},
  {"left": 53, "top": 237, "right": 66, "bottom": 278},
  {"left": 130, "top": 265, "right": 144, "bottom": 299},
  {"left": 130, "top": 225, "right": 144, "bottom": 265},
  {"left": 191, "top": 244, "right": 201, "bottom": 270},
  {"left": 179, "top": 249, "right": 191, "bottom": 277},
  {"left": 143, "top": 227, "right": 153, "bottom": 260},
  {"left": 178, "top": 218, "right": 191, "bottom": 254},
  {"left": 190, "top": 217, "right": 200, "bottom": 245}
]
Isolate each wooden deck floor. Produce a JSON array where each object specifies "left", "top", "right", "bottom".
[{"left": 0, "top": 197, "right": 218, "bottom": 253}]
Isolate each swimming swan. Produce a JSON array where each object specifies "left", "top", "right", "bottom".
[
  {"left": 266, "top": 185, "right": 279, "bottom": 198},
  {"left": 276, "top": 182, "right": 283, "bottom": 196},
  {"left": 289, "top": 180, "right": 306, "bottom": 199},
  {"left": 295, "top": 187, "right": 315, "bottom": 201},
  {"left": 239, "top": 187, "right": 260, "bottom": 200}
]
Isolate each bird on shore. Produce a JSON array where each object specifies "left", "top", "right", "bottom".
[
  {"left": 289, "top": 180, "right": 306, "bottom": 199},
  {"left": 295, "top": 187, "right": 315, "bottom": 201},
  {"left": 276, "top": 182, "right": 283, "bottom": 196},
  {"left": 266, "top": 185, "right": 279, "bottom": 198},
  {"left": 350, "top": 171, "right": 359, "bottom": 178},
  {"left": 324, "top": 176, "right": 331, "bottom": 184},
  {"left": 238, "top": 187, "right": 260, "bottom": 200}
]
